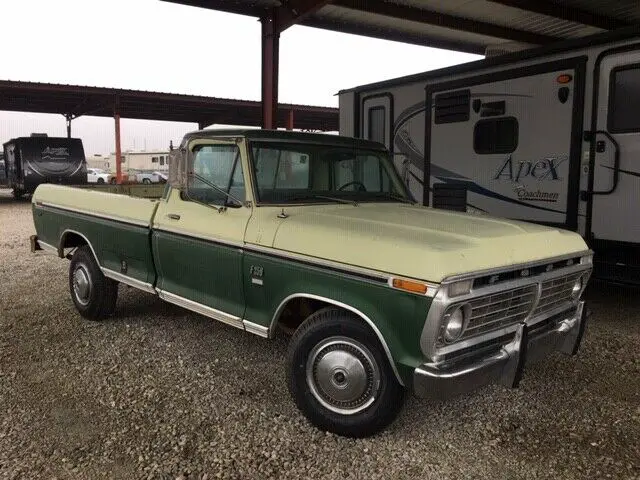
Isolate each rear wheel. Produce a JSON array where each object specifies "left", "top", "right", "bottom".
[
  {"left": 142, "top": 178, "right": 151, "bottom": 184},
  {"left": 12, "top": 188, "right": 24, "bottom": 199},
  {"left": 97, "top": 178, "right": 105, "bottom": 184},
  {"left": 286, "top": 307, "right": 405, "bottom": 438},
  {"left": 68, "top": 245, "right": 118, "bottom": 320}
]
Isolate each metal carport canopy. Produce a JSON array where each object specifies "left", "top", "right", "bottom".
[
  {"left": 162, "top": 0, "right": 640, "bottom": 130},
  {"left": 162, "top": 0, "right": 640, "bottom": 54},
  {"left": 0, "top": 79, "right": 338, "bottom": 131}
]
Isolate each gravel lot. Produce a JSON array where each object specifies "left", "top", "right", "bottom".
[{"left": 0, "top": 188, "right": 638, "bottom": 480}]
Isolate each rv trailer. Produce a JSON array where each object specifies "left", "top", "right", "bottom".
[
  {"left": 338, "top": 26, "right": 640, "bottom": 285},
  {"left": 1, "top": 134, "right": 88, "bottom": 198}
]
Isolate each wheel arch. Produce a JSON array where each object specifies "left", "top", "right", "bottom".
[
  {"left": 59, "top": 229, "right": 100, "bottom": 266},
  {"left": 270, "top": 292, "right": 404, "bottom": 386}
]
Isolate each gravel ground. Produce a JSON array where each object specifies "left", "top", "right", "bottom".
[{"left": 0, "top": 188, "right": 638, "bottom": 480}]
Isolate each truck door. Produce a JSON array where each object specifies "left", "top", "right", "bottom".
[
  {"left": 152, "top": 140, "right": 251, "bottom": 327},
  {"left": 361, "top": 94, "right": 392, "bottom": 150},
  {"left": 588, "top": 51, "right": 640, "bottom": 253},
  {"left": 426, "top": 58, "right": 586, "bottom": 230}
]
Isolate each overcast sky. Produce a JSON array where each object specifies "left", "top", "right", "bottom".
[{"left": 0, "top": 0, "right": 481, "bottom": 155}]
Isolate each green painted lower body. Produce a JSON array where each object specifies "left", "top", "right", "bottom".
[
  {"left": 152, "top": 231, "right": 245, "bottom": 319},
  {"left": 241, "top": 250, "right": 432, "bottom": 385},
  {"left": 32, "top": 205, "right": 432, "bottom": 386},
  {"left": 33, "top": 205, "right": 155, "bottom": 285}
]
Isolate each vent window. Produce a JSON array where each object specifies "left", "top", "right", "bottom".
[
  {"left": 474, "top": 117, "right": 519, "bottom": 155},
  {"left": 434, "top": 89, "right": 470, "bottom": 124}
]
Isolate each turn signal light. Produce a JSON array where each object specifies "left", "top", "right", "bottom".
[{"left": 392, "top": 278, "right": 428, "bottom": 295}]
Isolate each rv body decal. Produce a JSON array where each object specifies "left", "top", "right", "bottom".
[{"left": 392, "top": 101, "right": 569, "bottom": 215}]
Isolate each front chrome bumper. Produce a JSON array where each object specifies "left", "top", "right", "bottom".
[{"left": 413, "top": 301, "right": 588, "bottom": 401}]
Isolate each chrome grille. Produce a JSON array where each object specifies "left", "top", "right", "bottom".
[
  {"left": 461, "top": 285, "right": 537, "bottom": 339},
  {"left": 532, "top": 272, "right": 582, "bottom": 317}
]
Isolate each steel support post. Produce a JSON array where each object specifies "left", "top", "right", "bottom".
[
  {"left": 287, "top": 109, "right": 294, "bottom": 130},
  {"left": 261, "top": 13, "right": 280, "bottom": 130},
  {"left": 114, "top": 112, "right": 122, "bottom": 184},
  {"left": 65, "top": 115, "right": 72, "bottom": 138}
]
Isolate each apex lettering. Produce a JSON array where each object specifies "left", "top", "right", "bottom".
[{"left": 494, "top": 156, "right": 567, "bottom": 182}]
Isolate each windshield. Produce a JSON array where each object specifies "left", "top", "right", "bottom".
[{"left": 248, "top": 141, "right": 413, "bottom": 205}]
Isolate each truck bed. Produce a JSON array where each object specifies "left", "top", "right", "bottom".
[{"left": 32, "top": 184, "right": 160, "bottom": 289}]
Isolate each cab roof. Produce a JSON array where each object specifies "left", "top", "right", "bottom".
[{"left": 181, "top": 129, "right": 387, "bottom": 151}]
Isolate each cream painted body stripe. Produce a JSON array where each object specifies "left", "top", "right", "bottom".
[
  {"left": 38, "top": 202, "right": 150, "bottom": 228},
  {"left": 42, "top": 203, "right": 439, "bottom": 297}
]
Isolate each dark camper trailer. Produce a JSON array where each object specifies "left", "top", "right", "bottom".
[
  {"left": 1, "top": 135, "right": 88, "bottom": 198},
  {"left": 338, "top": 26, "right": 640, "bottom": 285}
]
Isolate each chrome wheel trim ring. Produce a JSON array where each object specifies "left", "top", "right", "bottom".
[
  {"left": 306, "top": 336, "right": 381, "bottom": 415},
  {"left": 73, "top": 265, "right": 92, "bottom": 306}
]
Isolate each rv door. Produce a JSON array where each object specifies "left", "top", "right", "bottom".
[
  {"left": 589, "top": 51, "right": 640, "bottom": 249},
  {"left": 361, "top": 94, "right": 392, "bottom": 150}
]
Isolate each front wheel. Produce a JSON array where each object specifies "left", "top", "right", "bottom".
[
  {"left": 68, "top": 245, "right": 118, "bottom": 320},
  {"left": 286, "top": 307, "right": 405, "bottom": 438}
]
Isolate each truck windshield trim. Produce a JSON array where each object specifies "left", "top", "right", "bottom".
[{"left": 246, "top": 140, "right": 413, "bottom": 205}]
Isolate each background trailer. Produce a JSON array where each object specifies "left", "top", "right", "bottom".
[
  {"left": 338, "top": 27, "right": 640, "bottom": 285},
  {"left": 1, "top": 134, "right": 87, "bottom": 198}
]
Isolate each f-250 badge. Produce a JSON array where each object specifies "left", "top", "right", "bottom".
[{"left": 250, "top": 265, "right": 264, "bottom": 285}]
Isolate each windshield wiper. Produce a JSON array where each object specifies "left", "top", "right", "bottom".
[
  {"left": 311, "top": 195, "right": 358, "bottom": 206},
  {"left": 378, "top": 192, "right": 416, "bottom": 205}
]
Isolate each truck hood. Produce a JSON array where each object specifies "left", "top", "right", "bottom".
[{"left": 267, "top": 203, "right": 589, "bottom": 283}]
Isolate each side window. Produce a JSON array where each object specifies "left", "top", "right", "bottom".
[
  {"left": 187, "top": 144, "right": 245, "bottom": 206},
  {"left": 473, "top": 117, "right": 518, "bottom": 154},
  {"left": 368, "top": 107, "right": 386, "bottom": 144},
  {"left": 608, "top": 65, "right": 640, "bottom": 133}
]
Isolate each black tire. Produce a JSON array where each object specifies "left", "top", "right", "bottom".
[
  {"left": 142, "top": 178, "right": 151, "bottom": 184},
  {"left": 97, "top": 178, "right": 105, "bottom": 184},
  {"left": 286, "top": 307, "right": 405, "bottom": 438},
  {"left": 68, "top": 245, "right": 118, "bottom": 320},
  {"left": 12, "top": 188, "right": 24, "bottom": 200}
]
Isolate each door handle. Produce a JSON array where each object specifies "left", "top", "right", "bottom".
[{"left": 166, "top": 213, "right": 181, "bottom": 220}]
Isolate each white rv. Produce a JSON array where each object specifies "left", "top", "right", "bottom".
[{"left": 338, "top": 26, "right": 640, "bottom": 285}]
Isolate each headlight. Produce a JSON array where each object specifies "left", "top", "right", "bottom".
[{"left": 442, "top": 303, "right": 471, "bottom": 343}]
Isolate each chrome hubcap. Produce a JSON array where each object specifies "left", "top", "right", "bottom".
[
  {"left": 73, "top": 266, "right": 91, "bottom": 305},
  {"left": 306, "top": 336, "right": 380, "bottom": 415}
]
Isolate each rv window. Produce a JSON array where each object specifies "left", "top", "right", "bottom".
[
  {"left": 609, "top": 65, "right": 640, "bottom": 133},
  {"left": 368, "top": 107, "right": 386, "bottom": 144},
  {"left": 473, "top": 117, "right": 518, "bottom": 155}
]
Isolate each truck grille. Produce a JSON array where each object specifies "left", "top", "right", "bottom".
[
  {"left": 461, "top": 285, "right": 537, "bottom": 339},
  {"left": 532, "top": 272, "right": 582, "bottom": 317}
]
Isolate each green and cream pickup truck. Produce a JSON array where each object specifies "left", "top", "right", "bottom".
[{"left": 29, "top": 129, "right": 593, "bottom": 437}]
